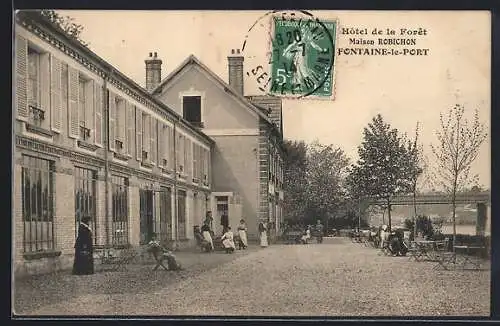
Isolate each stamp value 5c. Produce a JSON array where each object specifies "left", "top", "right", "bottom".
[{"left": 269, "top": 15, "right": 337, "bottom": 99}]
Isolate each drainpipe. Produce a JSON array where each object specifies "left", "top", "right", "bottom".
[
  {"left": 103, "top": 72, "right": 110, "bottom": 247},
  {"left": 173, "top": 118, "right": 179, "bottom": 249}
]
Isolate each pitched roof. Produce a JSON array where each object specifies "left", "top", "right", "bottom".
[{"left": 151, "top": 55, "right": 275, "bottom": 125}]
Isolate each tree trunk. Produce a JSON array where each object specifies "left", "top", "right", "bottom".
[
  {"left": 387, "top": 198, "right": 392, "bottom": 231},
  {"left": 413, "top": 184, "right": 418, "bottom": 239},
  {"left": 452, "top": 176, "right": 458, "bottom": 255}
]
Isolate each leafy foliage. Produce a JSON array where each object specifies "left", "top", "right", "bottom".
[
  {"left": 282, "top": 140, "right": 308, "bottom": 224},
  {"left": 282, "top": 140, "right": 352, "bottom": 228},
  {"left": 40, "top": 10, "right": 89, "bottom": 47},
  {"left": 347, "top": 114, "right": 414, "bottom": 229},
  {"left": 430, "top": 104, "right": 487, "bottom": 248}
]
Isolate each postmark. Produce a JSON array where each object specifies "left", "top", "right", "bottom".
[{"left": 241, "top": 11, "right": 338, "bottom": 100}]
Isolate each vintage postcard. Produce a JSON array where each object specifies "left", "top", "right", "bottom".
[{"left": 12, "top": 10, "right": 491, "bottom": 317}]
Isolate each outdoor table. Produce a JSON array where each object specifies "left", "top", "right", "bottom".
[{"left": 434, "top": 245, "right": 487, "bottom": 270}]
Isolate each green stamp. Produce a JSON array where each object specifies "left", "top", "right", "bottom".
[{"left": 269, "top": 16, "right": 336, "bottom": 99}]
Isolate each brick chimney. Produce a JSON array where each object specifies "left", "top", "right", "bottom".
[
  {"left": 145, "top": 52, "right": 162, "bottom": 92},
  {"left": 227, "top": 49, "right": 244, "bottom": 95}
]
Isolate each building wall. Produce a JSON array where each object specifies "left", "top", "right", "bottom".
[
  {"left": 154, "top": 64, "right": 263, "bottom": 238},
  {"left": 210, "top": 135, "right": 259, "bottom": 237},
  {"left": 155, "top": 65, "right": 258, "bottom": 131},
  {"left": 13, "top": 16, "right": 212, "bottom": 277}
]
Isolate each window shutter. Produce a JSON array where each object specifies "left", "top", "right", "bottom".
[
  {"left": 94, "top": 82, "right": 103, "bottom": 146},
  {"left": 68, "top": 67, "right": 79, "bottom": 138},
  {"left": 15, "top": 35, "right": 28, "bottom": 121},
  {"left": 40, "top": 53, "right": 51, "bottom": 128},
  {"left": 50, "top": 56, "right": 61, "bottom": 131},
  {"left": 135, "top": 107, "right": 142, "bottom": 161},
  {"left": 158, "top": 123, "right": 164, "bottom": 168},
  {"left": 168, "top": 127, "right": 174, "bottom": 170},
  {"left": 150, "top": 118, "right": 157, "bottom": 164},
  {"left": 126, "top": 102, "right": 135, "bottom": 156},
  {"left": 85, "top": 79, "right": 94, "bottom": 140},
  {"left": 108, "top": 91, "right": 116, "bottom": 151},
  {"left": 187, "top": 139, "right": 192, "bottom": 176},
  {"left": 143, "top": 114, "right": 150, "bottom": 153}
]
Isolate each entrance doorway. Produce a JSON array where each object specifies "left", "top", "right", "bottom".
[{"left": 139, "top": 189, "right": 154, "bottom": 244}]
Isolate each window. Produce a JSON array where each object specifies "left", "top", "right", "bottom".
[
  {"left": 142, "top": 114, "right": 150, "bottom": 161},
  {"left": 182, "top": 96, "right": 201, "bottom": 124},
  {"left": 27, "top": 48, "right": 40, "bottom": 108},
  {"left": 177, "top": 190, "right": 187, "bottom": 239},
  {"left": 27, "top": 47, "right": 46, "bottom": 127},
  {"left": 21, "top": 156, "right": 55, "bottom": 253},
  {"left": 115, "top": 97, "right": 126, "bottom": 152},
  {"left": 78, "top": 77, "right": 94, "bottom": 141},
  {"left": 74, "top": 167, "right": 97, "bottom": 245},
  {"left": 111, "top": 176, "right": 129, "bottom": 245}
]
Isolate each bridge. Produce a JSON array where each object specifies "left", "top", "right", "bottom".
[
  {"left": 366, "top": 191, "right": 490, "bottom": 235},
  {"left": 367, "top": 191, "right": 490, "bottom": 206}
]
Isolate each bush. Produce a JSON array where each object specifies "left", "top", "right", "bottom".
[{"left": 403, "top": 215, "right": 435, "bottom": 239}]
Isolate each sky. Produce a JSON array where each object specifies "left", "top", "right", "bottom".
[{"left": 57, "top": 10, "right": 491, "bottom": 189}]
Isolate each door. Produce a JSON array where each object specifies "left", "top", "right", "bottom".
[
  {"left": 139, "top": 189, "right": 154, "bottom": 244},
  {"left": 159, "top": 187, "right": 172, "bottom": 244}
]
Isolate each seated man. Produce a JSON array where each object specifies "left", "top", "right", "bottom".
[
  {"left": 147, "top": 236, "right": 183, "bottom": 271},
  {"left": 194, "top": 225, "right": 213, "bottom": 252}
]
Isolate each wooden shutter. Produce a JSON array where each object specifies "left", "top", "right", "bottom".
[
  {"left": 94, "top": 82, "right": 103, "bottom": 146},
  {"left": 50, "top": 56, "right": 62, "bottom": 132},
  {"left": 85, "top": 79, "right": 94, "bottom": 140},
  {"left": 187, "top": 139, "right": 192, "bottom": 176},
  {"left": 40, "top": 53, "right": 51, "bottom": 128},
  {"left": 168, "top": 127, "right": 175, "bottom": 170},
  {"left": 158, "top": 123, "right": 164, "bottom": 168},
  {"left": 135, "top": 107, "right": 142, "bottom": 161},
  {"left": 126, "top": 102, "right": 135, "bottom": 156},
  {"left": 150, "top": 118, "right": 157, "bottom": 164},
  {"left": 68, "top": 67, "right": 79, "bottom": 138},
  {"left": 108, "top": 91, "right": 116, "bottom": 151},
  {"left": 15, "top": 35, "right": 28, "bottom": 121}
]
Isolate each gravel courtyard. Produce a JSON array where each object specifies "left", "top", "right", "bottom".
[{"left": 14, "top": 237, "right": 490, "bottom": 317}]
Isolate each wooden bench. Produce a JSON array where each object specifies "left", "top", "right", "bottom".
[{"left": 283, "top": 231, "right": 303, "bottom": 244}]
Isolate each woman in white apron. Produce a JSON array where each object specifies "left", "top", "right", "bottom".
[
  {"left": 237, "top": 219, "right": 248, "bottom": 249},
  {"left": 201, "top": 221, "right": 214, "bottom": 251},
  {"left": 221, "top": 227, "right": 236, "bottom": 253},
  {"left": 258, "top": 221, "right": 268, "bottom": 248}
]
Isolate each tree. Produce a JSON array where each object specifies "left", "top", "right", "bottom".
[
  {"left": 283, "top": 140, "right": 308, "bottom": 225},
  {"left": 348, "top": 114, "right": 413, "bottom": 231},
  {"left": 405, "top": 122, "right": 424, "bottom": 237},
  {"left": 430, "top": 104, "right": 487, "bottom": 250},
  {"left": 40, "top": 10, "right": 89, "bottom": 47},
  {"left": 304, "top": 141, "right": 350, "bottom": 225}
]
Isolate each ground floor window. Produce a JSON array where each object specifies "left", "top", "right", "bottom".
[
  {"left": 74, "top": 166, "right": 98, "bottom": 245},
  {"left": 21, "top": 155, "right": 55, "bottom": 252},
  {"left": 177, "top": 190, "right": 187, "bottom": 239},
  {"left": 112, "top": 175, "right": 129, "bottom": 246},
  {"left": 159, "top": 187, "right": 172, "bottom": 244}
]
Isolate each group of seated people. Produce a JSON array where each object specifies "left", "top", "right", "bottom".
[{"left": 194, "top": 219, "right": 249, "bottom": 253}]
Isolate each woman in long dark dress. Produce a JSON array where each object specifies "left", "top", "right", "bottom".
[{"left": 73, "top": 215, "right": 94, "bottom": 275}]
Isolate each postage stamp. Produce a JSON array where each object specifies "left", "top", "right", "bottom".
[
  {"left": 242, "top": 10, "right": 338, "bottom": 100},
  {"left": 268, "top": 15, "right": 337, "bottom": 99}
]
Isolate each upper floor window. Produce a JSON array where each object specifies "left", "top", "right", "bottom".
[
  {"left": 27, "top": 48, "right": 40, "bottom": 108},
  {"left": 183, "top": 96, "right": 202, "bottom": 126}
]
